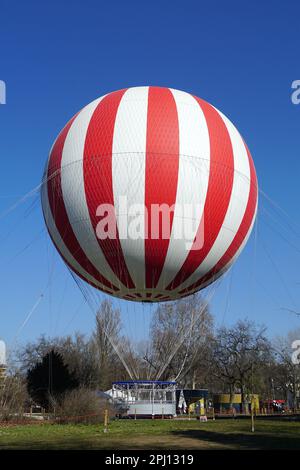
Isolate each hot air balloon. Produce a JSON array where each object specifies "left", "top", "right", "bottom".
[{"left": 41, "top": 86, "right": 258, "bottom": 302}]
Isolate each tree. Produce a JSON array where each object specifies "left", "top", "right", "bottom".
[
  {"left": 0, "top": 373, "right": 28, "bottom": 421},
  {"left": 18, "top": 335, "right": 56, "bottom": 373},
  {"left": 56, "top": 333, "right": 99, "bottom": 389},
  {"left": 18, "top": 301, "right": 135, "bottom": 393},
  {"left": 210, "top": 319, "right": 271, "bottom": 412},
  {"left": 144, "top": 294, "right": 214, "bottom": 386},
  {"left": 18, "top": 333, "right": 99, "bottom": 389},
  {"left": 272, "top": 328, "right": 300, "bottom": 410},
  {"left": 92, "top": 300, "right": 126, "bottom": 389},
  {"left": 27, "top": 350, "right": 78, "bottom": 410}
]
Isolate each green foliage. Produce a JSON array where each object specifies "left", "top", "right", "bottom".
[
  {"left": 26, "top": 350, "right": 78, "bottom": 410},
  {"left": 1, "top": 419, "right": 300, "bottom": 450}
]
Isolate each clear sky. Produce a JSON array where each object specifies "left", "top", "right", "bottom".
[{"left": 0, "top": 0, "right": 300, "bottom": 349}]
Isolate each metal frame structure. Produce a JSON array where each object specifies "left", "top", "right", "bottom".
[{"left": 112, "top": 380, "right": 177, "bottom": 418}]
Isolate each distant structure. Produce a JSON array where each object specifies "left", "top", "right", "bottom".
[
  {"left": 111, "top": 380, "right": 177, "bottom": 418},
  {"left": 0, "top": 340, "right": 7, "bottom": 381}
]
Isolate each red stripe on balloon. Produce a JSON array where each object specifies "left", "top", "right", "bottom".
[
  {"left": 167, "top": 97, "right": 235, "bottom": 291},
  {"left": 179, "top": 142, "right": 258, "bottom": 295},
  {"left": 47, "top": 117, "right": 118, "bottom": 292},
  {"left": 83, "top": 90, "right": 135, "bottom": 289},
  {"left": 144, "top": 87, "right": 179, "bottom": 288}
]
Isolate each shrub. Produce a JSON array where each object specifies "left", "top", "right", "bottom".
[
  {"left": 0, "top": 375, "right": 28, "bottom": 422},
  {"left": 55, "top": 387, "right": 113, "bottom": 424}
]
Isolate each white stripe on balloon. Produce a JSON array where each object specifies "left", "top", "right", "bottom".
[
  {"left": 60, "top": 97, "right": 127, "bottom": 292},
  {"left": 175, "top": 108, "right": 251, "bottom": 293},
  {"left": 112, "top": 86, "right": 149, "bottom": 291}
]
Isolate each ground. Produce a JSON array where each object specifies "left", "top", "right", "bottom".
[{"left": 0, "top": 418, "right": 300, "bottom": 450}]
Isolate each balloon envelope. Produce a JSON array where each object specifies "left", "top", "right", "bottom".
[{"left": 42, "top": 86, "right": 258, "bottom": 302}]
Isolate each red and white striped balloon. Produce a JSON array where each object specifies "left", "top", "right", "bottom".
[{"left": 42, "top": 87, "right": 258, "bottom": 302}]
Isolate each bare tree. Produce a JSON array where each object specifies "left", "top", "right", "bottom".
[
  {"left": 55, "top": 334, "right": 98, "bottom": 389},
  {"left": 210, "top": 319, "right": 271, "bottom": 412},
  {"left": 92, "top": 299, "right": 129, "bottom": 389},
  {"left": 17, "top": 335, "right": 55, "bottom": 373},
  {"left": 17, "top": 334, "right": 99, "bottom": 389},
  {"left": 144, "top": 294, "right": 214, "bottom": 386},
  {"left": 272, "top": 328, "right": 300, "bottom": 410},
  {"left": 0, "top": 373, "right": 28, "bottom": 421}
]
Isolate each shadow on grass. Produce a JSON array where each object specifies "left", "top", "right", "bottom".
[
  {"left": 171, "top": 428, "right": 300, "bottom": 450},
  {"left": 2, "top": 421, "right": 300, "bottom": 450},
  {"left": 0, "top": 438, "right": 189, "bottom": 451}
]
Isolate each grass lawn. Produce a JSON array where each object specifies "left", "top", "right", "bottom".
[{"left": 0, "top": 418, "right": 300, "bottom": 450}]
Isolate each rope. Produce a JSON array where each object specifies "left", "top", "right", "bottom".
[
  {"left": 155, "top": 282, "right": 220, "bottom": 381},
  {"left": 12, "top": 294, "right": 44, "bottom": 344},
  {"left": 70, "top": 273, "right": 136, "bottom": 381}
]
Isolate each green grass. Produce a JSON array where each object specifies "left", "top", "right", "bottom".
[{"left": 0, "top": 418, "right": 300, "bottom": 450}]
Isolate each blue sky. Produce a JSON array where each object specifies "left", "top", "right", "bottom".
[{"left": 0, "top": 0, "right": 300, "bottom": 348}]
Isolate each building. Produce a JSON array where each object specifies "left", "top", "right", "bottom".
[
  {"left": 213, "top": 393, "right": 260, "bottom": 413},
  {"left": 176, "top": 389, "right": 208, "bottom": 414},
  {"left": 111, "top": 380, "right": 177, "bottom": 418}
]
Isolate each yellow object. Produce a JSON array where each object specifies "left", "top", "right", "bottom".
[
  {"left": 104, "top": 408, "right": 109, "bottom": 433},
  {"left": 250, "top": 394, "right": 259, "bottom": 413},
  {"left": 200, "top": 398, "right": 205, "bottom": 416},
  {"left": 213, "top": 394, "right": 242, "bottom": 404},
  {"left": 188, "top": 403, "right": 195, "bottom": 413}
]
